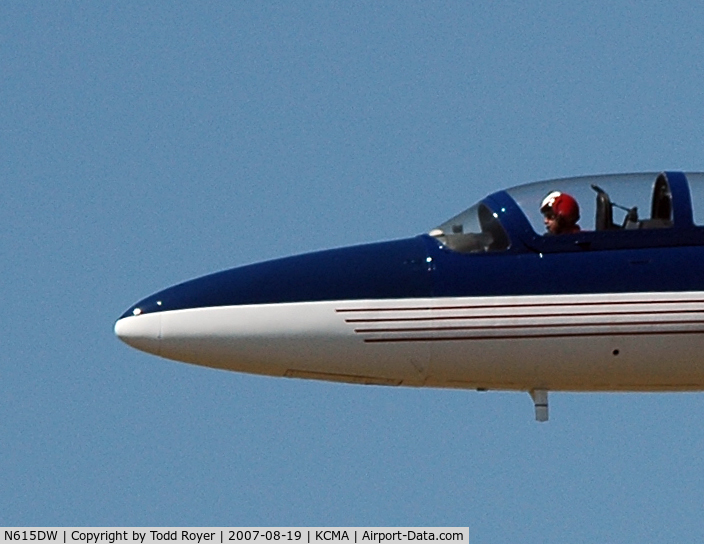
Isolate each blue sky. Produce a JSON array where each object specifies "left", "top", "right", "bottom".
[{"left": 3, "top": 1, "right": 704, "bottom": 539}]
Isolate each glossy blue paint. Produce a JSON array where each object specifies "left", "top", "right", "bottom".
[
  {"left": 666, "top": 171, "right": 694, "bottom": 227},
  {"left": 120, "top": 172, "right": 704, "bottom": 318},
  {"left": 120, "top": 236, "right": 433, "bottom": 318},
  {"left": 428, "top": 237, "right": 704, "bottom": 297}
]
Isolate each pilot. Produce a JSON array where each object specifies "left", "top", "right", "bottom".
[{"left": 540, "top": 191, "right": 580, "bottom": 235}]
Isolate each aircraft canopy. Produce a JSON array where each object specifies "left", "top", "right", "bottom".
[{"left": 432, "top": 172, "right": 704, "bottom": 253}]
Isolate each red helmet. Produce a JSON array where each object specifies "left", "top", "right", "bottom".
[
  {"left": 541, "top": 191, "right": 580, "bottom": 224},
  {"left": 553, "top": 193, "right": 580, "bottom": 223}
]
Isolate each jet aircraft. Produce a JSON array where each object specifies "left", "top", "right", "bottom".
[{"left": 115, "top": 171, "right": 704, "bottom": 421}]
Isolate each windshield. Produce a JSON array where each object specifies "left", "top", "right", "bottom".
[{"left": 430, "top": 202, "right": 510, "bottom": 253}]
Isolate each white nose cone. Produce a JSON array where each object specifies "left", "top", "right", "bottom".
[{"left": 114, "top": 313, "right": 162, "bottom": 356}]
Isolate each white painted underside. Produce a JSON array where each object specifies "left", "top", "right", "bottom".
[{"left": 116, "top": 291, "right": 704, "bottom": 392}]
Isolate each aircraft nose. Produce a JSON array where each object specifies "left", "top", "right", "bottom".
[{"left": 114, "top": 313, "right": 162, "bottom": 356}]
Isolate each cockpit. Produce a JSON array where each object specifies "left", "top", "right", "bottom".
[{"left": 430, "top": 172, "right": 704, "bottom": 253}]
